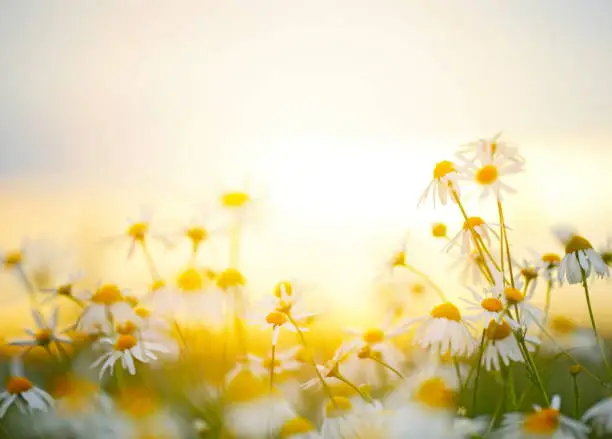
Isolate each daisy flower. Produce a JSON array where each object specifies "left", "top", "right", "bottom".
[
  {"left": 514, "top": 257, "right": 541, "bottom": 293},
  {"left": 321, "top": 396, "right": 381, "bottom": 439},
  {"left": 598, "top": 236, "right": 612, "bottom": 268},
  {"left": 9, "top": 308, "right": 72, "bottom": 352},
  {"left": 462, "top": 284, "right": 513, "bottom": 326},
  {"left": 22, "top": 239, "right": 75, "bottom": 290},
  {"left": 250, "top": 347, "right": 303, "bottom": 378},
  {"left": 405, "top": 349, "right": 470, "bottom": 390},
  {"left": 446, "top": 216, "right": 497, "bottom": 255},
  {"left": 481, "top": 319, "right": 540, "bottom": 371},
  {"left": 0, "top": 356, "right": 54, "bottom": 418},
  {"left": 38, "top": 271, "right": 87, "bottom": 306},
  {"left": 418, "top": 160, "right": 461, "bottom": 207},
  {"left": 76, "top": 283, "right": 135, "bottom": 334},
  {"left": 0, "top": 239, "right": 28, "bottom": 273},
  {"left": 278, "top": 416, "right": 321, "bottom": 439},
  {"left": 456, "top": 132, "right": 525, "bottom": 165},
  {"left": 497, "top": 395, "right": 589, "bottom": 439},
  {"left": 492, "top": 278, "right": 544, "bottom": 326},
  {"left": 226, "top": 353, "right": 262, "bottom": 384},
  {"left": 541, "top": 315, "right": 599, "bottom": 362},
  {"left": 552, "top": 225, "right": 578, "bottom": 247},
  {"left": 582, "top": 396, "right": 612, "bottom": 436},
  {"left": 90, "top": 330, "right": 172, "bottom": 379},
  {"left": 403, "top": 302, "right": 476, "bottom": 357},
  {"left": 558, "top": 235, "right": 609, "bottom": 284},
  {"left": 450, "top": 249, "right": 496, "bottom": 286},
  {"left": 459, "top": 148, "right": 524, "bottom": 200},
  {"left": 302, "top": 344, "right": 354, "bottom": 391}
]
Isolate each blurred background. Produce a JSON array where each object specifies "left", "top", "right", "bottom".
[{"left": 1, "top": 0, "right": 612, "bottom": 335}]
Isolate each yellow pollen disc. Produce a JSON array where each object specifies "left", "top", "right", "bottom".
[
  {"left": 274, "top": 281, "right": 294, "bottom": 298},
  {"left": 186, "top": 227, "right": 208, "bottom": 244},
  {"left": 116, "top": 387, "right": 159, "bottom": 417},
  {"left": 135, "top": 307, "right": 151, "bottom": 319},
  {"left": 463, "top": 217, "right": 486, "bottom": 231},
  {"left": 263, "top": 358, "right": 282, "bottom": 370},
  {"left": 225, "top": 370, "right": 268, "bottom": 403},
  {"left": 221, "top": 191, "right": 251, "bottom": 208},
  {"left": 565, "top": 235, "right": 593, "bottom": 254},
  {"left": 279, "top": 417, "right": 315, "bottom": 438},
  {"left": 116, "top": 321, "right": 138, "bottom": 335},
  {"left": 176, "top": 268, "right": 203, "bottom": 292},
  {"left": 150, "top": 279, "right": 166, "bottom": 292},
  {"left": 522, "top": 408, "right": 560, "bottom": 434},
  {"left": 431, "top": 303, "right": 461, "bottom": 322},
  {"left": 414, "top": 377, "right": 456, "bottom": 410},
  {"left": 490, "top": 142, "right": 498, "bottom": 155},
  {"left": 325, "top": 396, "right": 353, "bottom": 417},
  {"left": 127, "top": 222, "right": 148, "bottom": 241},
  {"left": 486, "top": 320, "right": 512, "bottom": 341},
  {"left": 51, "top": 374, "right": 97, "bottom": 399},
  {"left": 504, "top": 287, "right": 524, "bottom": 304},
  {"left": 115, "top": 334, "right": 137, "bottom": 351},
  {"left": 541, "top": 253, "right": 561, "bottom": 265},
  {"left": 216, "top": 268, "right": 245, "bottom": 290},
  {"left": 431, "top": 223, "right": 447, "bottom": 238},
  {"left": 475, "top": 164, "right": 499, "bottom": 185},
  {"left": 549, "top": 316, "right": 576, "bottom": 335},
  {"left": 391, "top": 251, "right": 406, "bottom": 268},
  {"left": 481, "top": 297, "right": 503, "bottom": 313},
  {"left": 266, "top": 311, "right": 288, "bottom": 326},
  {"left": 410, "top": 283, "right": 426, "bottom": 295},
  {"left": 91, "top": 284, "right": 124, "bottom": 305},
  {"left": 35, "top": 328, "right": 53, "bottom": 345},
  {"left": 433, "top": 161, "right": 456, "bottom": 180},
  {"left": 57, "top": 284, "right": 72, "bottom": 296},
  {"left": 521, "top": 267, "right": 538, "bottom": 280},
  {"left": 3, "top": 251, "right": 23, "bottom": 269},
  {"left": 363, "top": 328, "right": 385, "bottom": 345},
  {"left": 357, "top": 345, "right": 372, "bottom": 359},
  {"left": 7, "top": 376, "right": 33, "bottom": 394},
  {"left": 125, "top": 295, "right": 139, "bottom": 308}
]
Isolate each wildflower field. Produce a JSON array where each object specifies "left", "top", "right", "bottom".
[{"left": 1, "top": 135, "right": 612, "bottom": 439}]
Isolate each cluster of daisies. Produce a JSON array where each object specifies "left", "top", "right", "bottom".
[{"left": 2, "top": 133, "right": 612, "bottom": 439}]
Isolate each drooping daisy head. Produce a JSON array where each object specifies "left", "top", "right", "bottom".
[
  {"left": 418, "top": 160, "right": 461, "bottom": 207},
  {"left": 0, "top": 356, "right": 54, "bottom": 418},
  {"left": 559, "top": 235, "right": 609, "bottom": 284},
  {"left": 278, "top": 416, "right": 320, "bottom": 439}
]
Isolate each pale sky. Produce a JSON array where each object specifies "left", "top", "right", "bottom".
[{"left": 1, "top": 1, "right": 612, "bottom": 327}]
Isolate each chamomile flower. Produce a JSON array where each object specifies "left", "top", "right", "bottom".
[
  {"left": 497, "top": 395, "right": 589, "bottom": 439},
  {"left": 279, "top": 416, "right": 321, "bottom": 439},
  {"left": 598, "top": 236, "right": 612, "bottom": 268},
  {"left": 541, "top": 316, "right": 598, "bottom": 362},
  {"left": 418, "top": 160, "right": 461, "bottom": 207},
  {"left": 302, "top": 345, "right": 353, "bottom": 391},
  {"left": 450, "top": 249, "right": 495, "bottom": 285},
  {"left": 321, "top": 396, "right": 380, "bottom": 439},
  {"left": 9, "top": 308, "right": 72, "bottom": 351},
  {"left": 514, "top": 258, "right": 541, "bottom": 293},
  {"left": 559, "top": 235, "right": 609, "bottom": 284},
  {"left": 462, "top": 284, "right": 512, "bottom": 326},
  {"left": 38, "top": 271, "right": 86, "bottom": 306},
  {"left": 446, "top": 216, "right": 496, "bottom": 255},
  {"left": 91, "top": 331, "right": 172, "bottom": 379},
  {"left": 492, "top": 278, "right": 544, "bottom": 326},
  {"left": 405, "top": 350, "right": 470, "bottom": 390},
  {"left": 582, "top": 397, "right": 612, "bottom": 436},
  {"left": 403, "top": 302, "right": 476, "bottom": 356},
  {"left": 460, "top": 148, "right": 524, "bottom": 200},
  {"left": 250, "top": 347, "right": 303, "bottom": 378},
  {"left": 77, "top": 283, "right": 135, "bottom": 334},
  {"left": 552, "top": 225, "right": 578, "bottom": 247},
  {"left": 0, "top": 240, "right": 28, "bottom": 273},
  {"left": 0, "top": 356, "right": 54, "bottom": 418},
  {"left": 481, "top": 319, "right": 539, "bottom": 371},
  {"left": 456, "top": 132, "right": 525, "bottom": 165},
  {"left": 530, "top": 250, "right": 562, "bottom": 282}
]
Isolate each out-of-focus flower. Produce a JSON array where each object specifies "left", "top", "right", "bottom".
[
  {"left": 482, "top": 319, "right": 539, "bottom": 371},
  {"left": 496, "top": 395, "right": 589, "bottom": 439},
  {"left": 462, "top": 283, "right": 515, "bottom": 327},
  {"left": 418, "top": 160, "right": 461, "bottom": 207},
  {"left": 450, "top": 249, "right": 495, "bottom": 286},
  {"left": 459, "top": 147, "right": 524, "bottom": 200},
  {"left": 77, "top": 283, "right": 135, "bottom": 334},
  {"left": 9, "top": 308, "right": 72, "bottom": 351},
  {"left": 321, "top": 396, "right": 381, "bottom": 439},
  {"left": 541, "top": 315, "right": 599, "bottom": 362},
  {"left": 582, "top": 396, "right": 612, "bottom": 436},
  {"left": 559, "top": 235, "right": 609, "bottom": 284},
  {"left": 0, "top": 356, "right": 54, "bottom": 418},
  {"left": 250, "top": 347, "right": 303, "bottom": 378},
  {"left": 446, "top": 216, "right": 496, "bottom": 255},
  {"left": 278, "top": 416, "right": 321, "bottom": 439},
  {"left": 39, "top": 271, "right": 87, "bottom": 306},
  {"left": 456, "top": 132, "right": 525, "bottom": 165}
]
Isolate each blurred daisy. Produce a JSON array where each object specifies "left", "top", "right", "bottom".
[
  {"left": 77, "top": 283, "right": 135, "bottom": 334},
  {"left": 21, "top": 239, "right": 76, "bottom": 290},
  {"left": 514, "top": 258, "right": 541, "bottom": 293},
  {"left": 552, "top": 225, "right": 578, "bottom": 247},
  {"left": 460, "top": 148, "right": 524, "bottom": 200},
  {"left": 418, "top": 160, "right": 461, "bottom": 207},
  {"left": 482, "top": 319, "right": 539, "bottom": 371},
  {"left": 91, "top": 331, "right": 172, "bottom": 379},
  {"left": 302, "top": 345, "right": 353, "bottom": 391},
  {"left": 226, "top": 353, "right": 262, "bottom": 384},
  {"left": 39, "top": 271, "right": 87, "bottom": 306},
  {"left": 0, "top": 356, "right": 54, "bottom": 418},
  {"left": 582, "top": 397, "right": 612, "bottom": 436},
  {"left": 542, "top": 316, "right": 598, "bottom": 361},
  {"left": 456, "top": 132, "right": 525, "bottom": 165},
  {"left": 598, "top": 236, "right": 612, "bottom": 268},
  {"left": 321, "top": 396, "right": 380, "bottom": 439},
  {"left": 534, "top": 251, "right": 563, "bottom": 282},
  {"left": 0, "top": 240, "right": 28, "bottom": 273},
  {"left": 559, "top": 235, "right": 609, "bottom": 284},
  {"left": 48, "top": 373, "right": 111, "bottom": 416},
  {"left": 446, "top": 216, "right": 496, "bottom": 255},
  {"left": 279, "top": 416, "right": 321, "bottom": 439},
  {"left": 403, "top": 302, "right": 476, "bottom": 356},
  {"left": 406, "top": 350, "right": 470, "bottom": 390},
  {"left": 251, "top": 347, "right": 303, "bottom": 378},
  {"left": 497, "top": 395, "right": 589, "bottom": 439},
  {"left": 450, "top": 249, "right": 495, "bottom": 286},
  {"left": 163, "top": 206, "right": 222, "bottom": 257},
  {"left": 9, "top": 308, "right": 72, "bottom": 352}
]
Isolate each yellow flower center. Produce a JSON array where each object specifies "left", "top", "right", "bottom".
[
  {"left": 225, "top": 370, "right": 268, "bottom": 403},
  {"left": 433, "top": 161, "right": 456, "bottom": 180},
  {"left": 565, "top": 236, "right": 593, "bottom": 254},
  {"left": 486, "top": 320, "right": 512, "bottom": 341},
  {"left": 263, "top": 358, "right": 283, "bottom": 370},
  {"left": 266, "top": 311, "right": 288, "bottom": 326},
  {"left": 177, "top": 268, "right": 203, "bottom": 292},
  {"left": 410, "top": 282, "right": 426, "bottom": 295},
  {"left": 216, "top": 268, "right": 245, "bottom": 290},
  {"left": 114, "top": 334, "right": 137, "bottom": 351},
  {"left": 431, "top": 223, "right": 447, "bottom": 238},
  {"left": 549, "top": 316, "right": 576, "bottom": 335},
  {"left": 521, "top": 267, "right": 538, "bottom": 280},
  {"left": 127, "top": 222, "right": 148, "bottom": 241},
  {"left": 116, "top": 387, "right": 159, "bottom": 417},
  {"left": 51, "top": 374, "right": 97, "bottom": 400},
  {"left": 391, "top": 251, "right": 406, "bottom": 268},
  {"left": 135, "top": 307, "right": 151, "bottom": 319},
  {"left": 3, "top": 250, "right": 23, "bottom": 269},
  {"left": 7, "top": 376, "right": 33, "bottom": 394},
  {"left": 116, "top": 320, "right": 138, "bottom": 335},
  {"left": 363, "top": 328, "right": 385, "bottom": 345},
  {"left": 463, "top": 217, "right": 486, "bottom": 231},
  {"left": 150, "top": 279, "right": 166, "bottom": 292},
  {"left": 57, "top": 284, "right": 73, "bottom": 296},
  {"left": 279, "top": 417, "right": 315, "bottom": 438},
  {"left": 475, "top": 164, "right": 499, "bottom": 185},
  {"left": 481, "top": 297, "right": 503, "bottom": 313},
  {"left": 504, "top": 287, "right": 524, "bottom": 304},
  {"left": 186, "top": 227, "right": 208, "bottom": 245},
  {"left": 274, "top": 281, "right": 294, "bottom": 298},
  {"left": 35, "top": 328, "right": 53, "bottom": 345},
  {"left": 221, "top": 191, "right": 250, "bottom": 208},
  {"left": 522, "top": 408, "right": 560, "bottom": 434},
  {"left": 294, "top": 347, "right": 311, "bottom": 363},
  {"left": 541, "top": 253, "right": 561, "bottom": 265},
  {"left": 91, "top": 284, "right": 124, "bottom": 305},
  {"left": 125, "top": 295, "right": 139, "bottom": 308},
  {"left": 325, "top": 396, "right": 353, "bottom": 417},
  {"left": 414, "top": 377, "right": 456, "bottom": 410},
  {"left": 431, "top": 303, "right": 461, "bottom": 322}
]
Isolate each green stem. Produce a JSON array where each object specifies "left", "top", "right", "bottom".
[
  {"left": 454, "top": 358, "right": 464, "bottom": 390},
  {"left": 515, "top": 333, "right": 549, "bottom": 405},
  {"left": 140, "top": 241, "right": 161, "bottom": 281},
  {"left": 542, "top": 279, "right": 553, "bottom": 329},
  {"left": 471, "top": 331, "right": 486, "bottom": 412},
  {"left": 403, "top": 263, "right": 447, "bottom": 302},
  {"left": 335, "top": 373, "right": 373, "bottom": 404},
  {"left": 370, "top": 355, "right": 404, "bottom": 379},
  {"left": 572, "top": 374, "right": 580, "bottom": 418},
  {"left": 497, "top": 200, "right": 515, "bottom": 288},
  {"left": 269, "top": 341, "right": 277, "bottom": 390}
]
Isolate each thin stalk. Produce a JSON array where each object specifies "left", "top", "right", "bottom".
[
  {"left": 484, "top": 387, "right": 506, "bottom": 437},
  {"left": 454, "top": 358, "right": 464, "bottom": 390},
  {"left": 580, "top": 267, "right": 612, "bottom": 378},
  {"left": 269, "top": 343, "right": 277, "bottom": 390},
  {"left": 471, "top": 331, "right": 486, "bottom": 412},
  {"left": 505, "top": 364, "right": 517, "bottom": 411},
  {"left": 497, "top": 200, "right": 515, "bottom": 287},
  {"left": 174, "top": 320, "right": 190, "bottom": 356},
  {"left": 140, "top": 241, "right": 161, "bottom": 281},
  {"left": 403, "top": 263, "right": 447, "bottom": 301},
  {"left": 370, "top": 355, "right": 404, "bottom": 379},
  {"left": 335, "top": 373, "right": 373, "bottom": 404},
  {"left": 515, "top": 333, "right": 549, "bottom": 406},
  {"left": 572, "top": 374, "right": 580, "bottom": 418},
  {"left": 542, "top": 279, "right": 553, "bottom": 328}
]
